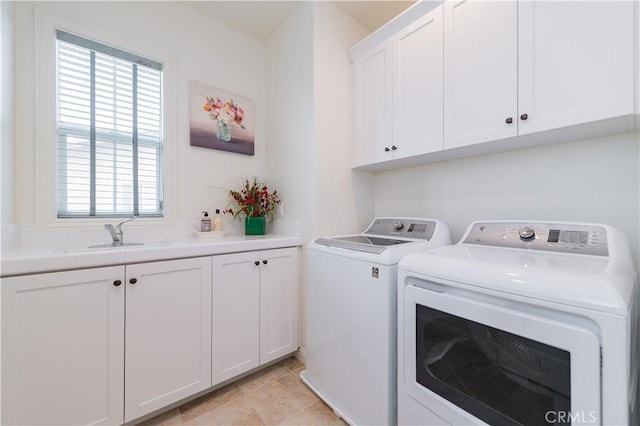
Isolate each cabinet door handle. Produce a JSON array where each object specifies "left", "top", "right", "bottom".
[
  {"left": 505, "top": 117, "right": 513, "bottom": 124},
  {"left": 254, "top": 261, "right": 260, "bottom": 266},
  {"left": 391, "top": 145, "right": 397, "bottom": 151},
  {"left": 262, "top": 260, "right": 268, "bottom": 265},
  {"left": 520, "top": 113, "right": 528, "bottom": 120},
  {"left": 384, "top": 147, "right": 390, "bottom": 152},
  {"left": 113, "top": 280, "right": 122, "bottom": 287},
  {"left": 129, "top": 278, "right": 137, "bottom": 285}
]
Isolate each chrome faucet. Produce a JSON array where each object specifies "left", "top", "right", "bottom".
[{"left": 105, "top": 217, "right": 136, "bottom": 246}]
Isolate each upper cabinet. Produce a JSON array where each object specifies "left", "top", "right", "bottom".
[
  {"left": 351, "top": 0, "right": 637, "bottom": 170},
  {"left": 443, "top": 0, "right": 518, "bottom": 148},
  {"left": 445, "top": 0, "right": 636, "bottom": 150},
  {"left": 393, "top": 8, "right": 444, "bottom": 158},
  {"left": 353, "top": 40, "right": 393, "bottom": 165},
  {"left": 352, "top": 4, "right": 443, "bottom": 167},
  {"left": 517, "top": 1, "right": 635, "bottom": 135}
]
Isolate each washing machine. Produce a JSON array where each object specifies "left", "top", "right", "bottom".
[
  {"left": 300, "top": 217, "right": 451, "bottom": 425},
  {"left": 397, "top": 220, "right": 638, "bottom": 425}
]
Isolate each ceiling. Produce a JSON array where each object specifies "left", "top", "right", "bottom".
[{"left": 181, "top": 1, "right": 416, "bottom": 42}]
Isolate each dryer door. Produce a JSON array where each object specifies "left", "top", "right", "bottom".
[{"left": 403, "top": 281, "right": 601, "bottom": 425}]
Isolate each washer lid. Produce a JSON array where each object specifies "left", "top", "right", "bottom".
[{"left": 314, "top": 235, "right": 412, "bottom": 254}]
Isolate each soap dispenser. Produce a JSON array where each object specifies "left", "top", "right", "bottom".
[
  {"left": 213, "top": 209, "right": 223, "bottom": 232},
  {"left": 201, "top": 211, "right": 212, "bottom": 232}
]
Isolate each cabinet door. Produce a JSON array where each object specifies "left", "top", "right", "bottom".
[
  {"left": 444, "top": 0, "right": 518, "bottom": 149},
  {"left": 393, "top": 6, "right": 443, "bottom": 158},
  {"left": 212, "top": 251, "right": 260, "bottom": 385},
  {"left": 259, "top": 248, "right": 299, "bottom": 364},
  {"left": 124, "top": 257, "right": 212, "bottom": 422},
  {"left": 2, "top": 267, "right": 125, "bottom": 426},
  {"left": 518, "top": 1, "right": 635, "bottom": 135},
  {"left": 353, "top": 40, "right": 393, "bottom": 166}
]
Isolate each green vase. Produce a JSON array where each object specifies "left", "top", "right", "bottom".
[{"left": 245, "top": 216, "right": 266, "bottom": 235}]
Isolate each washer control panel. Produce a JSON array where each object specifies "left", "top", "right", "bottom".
[
  {"left": 365, "top": 218, "right": 436, "bottom": 240},
  {"left": 462, "top": 222, "right": 608, "bottom": 256}
]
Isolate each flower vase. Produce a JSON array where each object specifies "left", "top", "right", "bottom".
[
  {"left": 245, "top": 216, "right": 266, "bottom": 235},
  {"left": 217, "top": 120, "right": 232, "bottom": 142}
]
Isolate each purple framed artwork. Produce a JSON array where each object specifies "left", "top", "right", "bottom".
[{"left": 189, "top": 80, "right": 255, "bottom": 156}]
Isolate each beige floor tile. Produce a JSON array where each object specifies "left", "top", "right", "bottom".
[
  {"left": 190, "top": 394, "right": 266, "bottom": 426},
  {"left": 278, "top": 400, "right": 347, "bottom": 426},
  {"left": 236, "top": 362, "right": 290, "bottom": 394},
  {"left": 280, "top": 356, "right": 304, "bottom": 372},
  {"left": 179, "top": 383, "right": 242, "bottom": 423},
  {"left": 133, "top": 357, "right": 342, "bottom": 426},
  {"left": 245, "top": 374, "right": 319, "bottom": 425},
  {"left": 137, "top": 408, "right": 183, "bottom": 426},
  {"left": 276, "top": 372, "right": 319, "bottom": 407}
]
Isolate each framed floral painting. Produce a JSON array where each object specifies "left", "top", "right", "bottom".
[{"left": 189, "top": 80, "right": 255, "bottom": 156}]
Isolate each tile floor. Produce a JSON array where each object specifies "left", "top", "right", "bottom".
[{"left": 138, "top": 356, "right": 346, "bottom": 426}]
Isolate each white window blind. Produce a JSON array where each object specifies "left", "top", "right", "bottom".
[{"left": 56, "top": 30, "right": 164, "bottom": 218}]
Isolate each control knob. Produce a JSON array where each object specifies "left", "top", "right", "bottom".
[
  {"left": 393, "top": 222, "right": 404, "bottom": 231},
  {"left": 518, "top": 226, "right": 536, "bottom": 241}
]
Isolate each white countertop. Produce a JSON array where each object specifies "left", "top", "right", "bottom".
[{"left": 1, "top": 234, "right": 302, "bottom": 277}]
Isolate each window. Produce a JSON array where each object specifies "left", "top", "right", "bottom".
[{"left": 56, "top": 30, "right": 164, "bottom": 218}]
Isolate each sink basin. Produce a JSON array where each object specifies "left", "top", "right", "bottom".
[
  {"left": 57, "top": 241, "right": 168, "bottom": 254},
  {"left": 88, "top": 242, "right": 145, "bottom": 249}
]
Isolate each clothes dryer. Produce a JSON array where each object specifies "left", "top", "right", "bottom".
[{"left": 398, "top": 221, "right": 638, "bottom": 425}]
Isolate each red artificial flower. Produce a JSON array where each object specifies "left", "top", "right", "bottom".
[{"left": 227, "top": 177, "right": 281, "bottom": 223}]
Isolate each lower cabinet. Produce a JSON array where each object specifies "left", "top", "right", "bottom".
[
  {"left": 2, "top": 266, "right": 126, "bottom": 426},
  {"left": 212, "top": 247, "right": 298, "bottom": 385},
  {"left": 124, "top": 257, "right": 212, "bottom": 422},
  {"left": 1, "top": 248, "right": 298, "bottom": 425},
  {"left": 1, "top": 257, "right": 212, "bottom": 425}
]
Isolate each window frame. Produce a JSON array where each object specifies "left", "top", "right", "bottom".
[{"left": 35, "top": 8, "right": 176, "bottom": 228}]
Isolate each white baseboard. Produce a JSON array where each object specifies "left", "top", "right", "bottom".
[{"left": 295, "top": 346, "right": 307, "bottom": 365}]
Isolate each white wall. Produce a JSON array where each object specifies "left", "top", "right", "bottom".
[
  {"left": 266, "top": 3, "right": 315, "bottom": 242},
  {"left": 266, "top": 4, "right": 315, "bottom": 356},
  {"left": 265, "top": 1, "right": 372, "bottom": 242},
  {"left": 266, "top": 2, "right": 372, "bottom": 354},
  {"left": 1, "top": 1, "right": 14, "bottom": 230},
  {"left": 374, "top": 131, "right": 640, "bottom": 267},
  {"left": 12, "top": 1, "right": 266, "bottom": 227},
  {"left": 313, "top": 2, "right": 373, "bottom": 237},
  {"left": 0, "top": 0, "right": 11, "bottom": 414}
]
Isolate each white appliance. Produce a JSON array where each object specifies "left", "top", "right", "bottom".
[
  {"left": 398, "top": 221, "right": 638, "bottom": 425},
  {"left": 301, "top": 217, "right": 451, "bottom": 425}
]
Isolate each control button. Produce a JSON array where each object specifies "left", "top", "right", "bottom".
[
  {"left": 393, "top": 222, "right": 404, "bottom": 231},
  {"left": 518, "top": 226, "right": 536, "bottom": 241}
]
